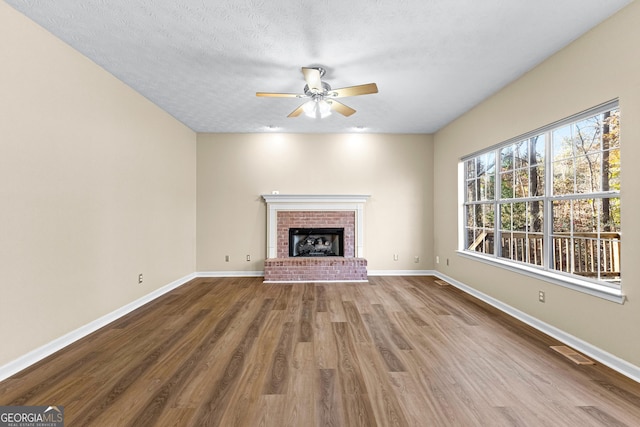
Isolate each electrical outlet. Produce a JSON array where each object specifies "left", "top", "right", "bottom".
[
  {"left": 414, "top": 256, "right": 420, "bottom": 263},
  {"left": 225, "top": 255, "right": 230, "bottom": 262},
  {"left": 446, "top": 258, "right": 449, "bottom": 266},
  {"left": 539, "top": 291, "right": 545, "bottom": 303},
  {"left": 246, "top": 254, "right": 251, "bottom": 261},
  {"left": 393, "top": 254, "right": 399, "bottom": 261},
  {"left": 436, "top": 256, "right": 440, "bottom": 264},
  {"left": 138, "top": 273, "right": 143, "bottom": 284}
]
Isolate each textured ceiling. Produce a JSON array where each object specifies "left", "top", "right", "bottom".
[{"left": 5, "top": 0, "right": 632, "bottom": 133}]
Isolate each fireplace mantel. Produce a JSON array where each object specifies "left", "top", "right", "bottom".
[{"left": 261, "top": 194, "right": 370, "bottom": 259}]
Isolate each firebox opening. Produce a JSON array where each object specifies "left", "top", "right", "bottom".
[{"left": 289, "top": 228, "right": 344, "bottom": 257}]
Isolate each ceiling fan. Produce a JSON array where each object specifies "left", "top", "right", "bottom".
[{"left": 256, "top": 67, "right": 378, "bottom": 118}]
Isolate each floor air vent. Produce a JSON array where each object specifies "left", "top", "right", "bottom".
[
  {"left": 550, "top": 345, "right": 595, "bottom": 365},
  {"left": 434, "top": 280, "right": 450, "bottom": 287}
]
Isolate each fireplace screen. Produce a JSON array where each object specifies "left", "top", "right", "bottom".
[{"left": 289, "top": 228, "right": 344, "bottom": 257}]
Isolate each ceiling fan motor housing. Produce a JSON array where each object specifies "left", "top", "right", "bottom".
[{"left": 304, "top": 81, "right": 332, "bottom": 98}]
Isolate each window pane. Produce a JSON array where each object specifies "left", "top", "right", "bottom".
[
  {"left": 525, "top": 201, "right": 544, "bottom": 266},
  {"left": 532, "top": 134, "right": 545, "bottom": 164},
  {"left": 471, "top": 230, "right": 485, "bottom": 253},
  {"left": 500, "top": 203, "right": 512, "bottom": 230},
  {"left": 597, "top": 238, "right": 621, "bottom": 282},
  {"left": 486, "top": 152, "right": 496, "bottom": 174},
  {"left": 598, "top": 195, "right": 621, "bottom": 282},
  {"left": 531, "top": 164, "right": 544, "bottom": 196},
  {"left": 574, "top": 154, "right": 601, "bottom": 193},
  {"left": 477, "top": 156, "right": 486, "bottom": 177},
  {"left": 574, "top": 117, "right": 602, "bottom": 155},
  {"left": 530, "top": 200, "right": 543, "bottom": 233},
  {"left": 601, "top": 197, "right": 621, "bottom": 232},
  {"left": 501, "top": 172, "right": 513, "bottom": 198},
  {"left": 553, "top": 125, "right": 573, "bottom": 161},
  {"left": 466, "top": 159, "right": 475, "bottom": 179},
  {"left": 500, "top": 233, "right": 514, "bottom": 261},
  {"left": 466, "top": 205, "right": 475, "bottom": 228},
  {"left": 486, "top": 174, "right": 495, "bottom": 200},
  {"left": 513, "top": 202, "right": 527, "bottom": 232},
  {"left": 588, "top": 153, "right": 603, "bottom": 192},
  {"left": 475, "top": 204, "right": 484, "bottom": 227},
  {"left": 515, "top": 168, "right": 529, "bottom": 198},
  {"left": 573, "top": 199, "right": 596, "bottom": 233},
  {"left": 471, "top": 229, "right": 482, "bottom": 252},
  {"left": 480, "top": 175, "right": 495, "bottom": 201},
  {"left": 479, "top": 177, "right": 487, "bottom": 201},
  {"left": 552, "top": 235, "right": 572, "bottom": 273},
  {"left": 466, "top": 179, "right": 476, "bottom": 201},
  {"left": 530, "top": 134, "right": 545, "bottom": 197},
  {"left": 553, "top": 159, "right": 574, "bottom": 195},
  {"left": 528, "top": 233, "right": 544, "bottom": 266},
  {"left": 606, "top": 148, "right": 620, "bottom": 191},
  {"left": 499, "top": 207, "right": 515, "bottom": 261},
  {"left": 604, "top": 109, "right": 620, "bottom": 149},
  {"left": 501, "top": 146, "right": 514, "bottom": 171},
  {"left": 603, "top": 108, "right": 620, "bottom": 148},
  {"left": 466, "top": 229, "right": 475, "bottom": 249},
  {"left": 553, "top": 200, "right": 571, "bottom": 233},
  {"left": 515, "top": 140, "right": 528, "bottom": 168},
  {"left": 484, "top": 204, "right": 495, "bottom": 228}
]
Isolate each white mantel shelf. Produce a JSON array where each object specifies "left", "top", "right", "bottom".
[
  {"left": 261, "top": 194, "right": 370, "bottom": 259},
  {"left": 261, "top": 194, "right": 370, "bottom": 204}
]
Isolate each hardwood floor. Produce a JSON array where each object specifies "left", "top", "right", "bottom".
[{"left": 1, "top": 276, "right": 640, "bottom": 426}]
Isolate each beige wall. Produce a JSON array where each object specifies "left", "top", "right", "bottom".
[
  {"left": 197, "top": 133, "right": 434, "bottom": 272},
  {"left": 434, "top": 1, "right": 640, "bottom": 366},
  {"left": 0, "top": 3, "right": 197, "bottom": 366}
]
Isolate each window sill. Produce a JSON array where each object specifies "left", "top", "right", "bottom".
[{"left": 456, "top": 250, "right": 626, "bottom": 304}]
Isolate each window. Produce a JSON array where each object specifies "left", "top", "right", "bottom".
[{"left": 462, "top": 101, "right": 621, "bottom": 295}]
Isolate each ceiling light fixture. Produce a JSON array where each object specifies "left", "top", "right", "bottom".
[{"left": 303, "top": 99, "right": 332, "bottom": 119}]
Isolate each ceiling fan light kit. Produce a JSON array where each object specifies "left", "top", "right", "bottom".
[
  {"left": 257, "top": 67, "right": 378, "bottom": 119},
  {"left": 303, "top": 99, "right": 332, "bottom": 118}
]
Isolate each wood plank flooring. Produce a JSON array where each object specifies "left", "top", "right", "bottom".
[{"left": 2, "top": 276, "right": 640, "bottom": 426}]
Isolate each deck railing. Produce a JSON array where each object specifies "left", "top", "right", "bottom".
[{"left": 468, "top": 231, "right": 621, "bottom": 281}]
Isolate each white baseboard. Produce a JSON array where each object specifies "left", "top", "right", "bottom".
[
  {"left": 368, "top": 269, "right": 436, "bottom": 276},
  {"left": 433, "top": 271, "right": 640, "bottom": 384},
  {"left": 197, "top": 270, "right": 264, "bottom": 277},
  {"left": 0, "top": 272, "right": 196, "bottom": 382}
]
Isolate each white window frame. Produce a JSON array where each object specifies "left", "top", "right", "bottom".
[{"left": 458, "top": 100, "right": 624, "bottom": 304}]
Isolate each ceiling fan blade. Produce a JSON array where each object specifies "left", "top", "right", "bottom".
[
  {"left": 287, "top": 103, "right": 306, "bottom": 117},
  {"left": 302, "top": 67, "right": 323, "bottom": 92},
  {"left": 329, "top": 100, "right": 356, "bottom": 117},
  {"left": 256, "top": 92, "right": 301, "bottom": 98},
  {"left": 329, "top": 83, "right": 378, "bottom": 98}
]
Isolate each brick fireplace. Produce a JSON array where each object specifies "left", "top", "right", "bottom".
[{"left": 262, "top": 194, "right": 369, "bottom": 282}]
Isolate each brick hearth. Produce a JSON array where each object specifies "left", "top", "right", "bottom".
[{"left": 264, "top": 257, "right": 367, "bottom": 282}]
